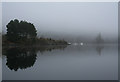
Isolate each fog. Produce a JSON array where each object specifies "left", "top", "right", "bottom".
[{"left": 2, "top": 2, "right": 118, "bottom": 43}]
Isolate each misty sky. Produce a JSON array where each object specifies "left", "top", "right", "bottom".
[{"left": 2, "top": 2, "right": 118, "bottom": 42}]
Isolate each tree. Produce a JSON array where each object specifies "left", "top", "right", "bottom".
[
  {"left": 96, "top": 33, "right": 104, "bottom": 44},
  {"left": 6, "top": 19, "right": 37, "bottom": 42}
]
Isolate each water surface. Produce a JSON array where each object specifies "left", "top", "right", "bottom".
[{"left": 2, "top": 44, "right": 118, "bottom": 80}]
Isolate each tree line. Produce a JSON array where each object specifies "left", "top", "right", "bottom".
[{"left": 3, "top": 19, "right": 68, "bottom": 46}]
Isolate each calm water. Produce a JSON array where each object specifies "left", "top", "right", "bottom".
[{"left": 2, "top": 44, "right": 118, "bottom": 80}]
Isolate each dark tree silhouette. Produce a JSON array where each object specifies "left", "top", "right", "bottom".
[{"left": 6, "top": 19, "right": 37, "bottom": 42}]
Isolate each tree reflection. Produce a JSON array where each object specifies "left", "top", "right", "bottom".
[
  {"left": 3, "top": 45, "right": 67, "bottom": 71},
  {"left": 96, "top": 45, "right": 104, "bottom": 55},
  {"left": 5, "top": 48, "right": 37, "bottom": 71},
  {"left": 38, "top": 45, "right": 67, "bottom": 53}
]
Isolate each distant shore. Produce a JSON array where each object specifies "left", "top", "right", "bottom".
[{"left": 2, "top": 34, "right": 68, "bottom": 47}]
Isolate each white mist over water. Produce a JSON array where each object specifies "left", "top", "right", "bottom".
[{"left": 2, "top": 2, "right": 118, "bottom": 43}]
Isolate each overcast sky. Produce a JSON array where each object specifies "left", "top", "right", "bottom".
[{"left": 2, "top": 2, "right": 118, "bottom": 42}]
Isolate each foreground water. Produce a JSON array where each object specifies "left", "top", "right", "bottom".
[{"left": 2, "top": 44, "right": 118, "bottom": 80}]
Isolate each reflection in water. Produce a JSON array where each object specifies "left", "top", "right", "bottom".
[
  {"left": 5, "top": 48, "right": 37, "bottom": 71},
  {"left": 3, "top": 45, "right": 67, "bottom": 71},
  {"left": 2, "top": 44, "right": 118, "bottom": 80},
  {"left": 96, "top": 45, "right": 104, "bottom": 55}
]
